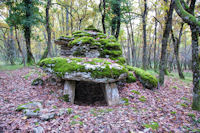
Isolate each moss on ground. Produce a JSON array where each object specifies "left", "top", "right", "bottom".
[
  {"left": 39, "top": 57, "right": 128, "bottom": 79},
  {"left": 133, "top": 67, "right": 158, "bottom": 89}
]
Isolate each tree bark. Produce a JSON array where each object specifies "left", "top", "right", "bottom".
[
  {"left": 111, "top": 0, "right": 121, "bottom": 39},
  {"left": 99, "top": 0, "right": 106, "bottom": 34},
  {"left": 154, "top": 17, "right": 158, "bottom": 71},
  {"left": 191, "top": 25, "right": 200, "bottom": 110},
  {"left": 24, "top": 0, "right": 35, "bottom": 64},
  {"left": 159, "top": 0, "right": 175, "bottom": 85},
  {"left": 142, "top": 0, "right": 147, "bottom": 70},
  {"left": 15, "top": 27, "right": 25, "bottom": 66},
  {"left": 66, "top": 6, "right": 69, "bottom": 34},
  {"left": 174, "top": 0, "right": 200, "bottom": 110},
  {"left": 171, "top": 24, "right": 185, "bottom": 79},
  {"left": 41, "top": 0, "right": 52, "bottom": 60}
]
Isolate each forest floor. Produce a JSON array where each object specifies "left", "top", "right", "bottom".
[{"left": 0, "top": 66, "right": 200, "bottom": 133}]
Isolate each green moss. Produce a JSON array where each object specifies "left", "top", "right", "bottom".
[
  {"left": 139, "top": 96, "right": 147, "bottom": 102},
  {"left": 102, "top": 49, "right": 122, "bottom": 57},
  {"left": 39, "top": 57, "right": 128, "bottom": 79},
  {"left": 63, "top": 94, "right": 69, "bottom": 102},
  {"left": 111, "top": 57, "right": 126, "bottom": 65},
  {"left": 98, "top": 39, "right": 110, "bottom": 45},
  {"left": 105, "top": 42, "right": 121, "bottom": 50},
  {"left": 60, "top": 35, "right": 73, "bottom": 39},
  {"left": 126, "top": 72, "right": 137, "bottom": 83},
  {"left": 16, "top": 102, "right": 33, "bottom": 111},
  {"left": 126, "top": 65, "right": 134, "bottom": 71},
  {"left": 69, "top": 37, "right": 99, "bottom": 46},
  {"left": 131, "top": 90, "right": 141, "bottom": 95},
  {"left": 72, "top": 31, "right": 91, "bottom": 37},
  {"left": 84, "top": 25, "right": 102, "bottom": 32},
  {"left": 133, "top": 67, "right": 158, "bottom": 89}
]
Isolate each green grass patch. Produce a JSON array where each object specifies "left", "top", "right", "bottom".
[
  {"left": 139, "top": 96, "right": 147, "bottom": 102},
  {"left": 170, "top": 111, "right": 176, "bottom": 115},
  {"left": 0, "top": 64, "right": 23, "bottom": 71},
  {"left": 143, "top": 121, "right": 159, "bottom": 131},
  {"left": 131, "top": 90, "right": 141, "bottom": 95}
]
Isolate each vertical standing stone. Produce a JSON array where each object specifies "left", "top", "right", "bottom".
[
  {"left": 103, "top": 83, "right": 120, "bottom": 105},
  {"left": 64, "top": 80, "right": 76, "bottom": 103}
]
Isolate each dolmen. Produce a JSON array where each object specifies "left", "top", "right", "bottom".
[
  {"left": 39, "top": 26, "right": 128, "bottom": 105},
  {"left": 39, "top": 57, "right": 128, "bottom": 105}
]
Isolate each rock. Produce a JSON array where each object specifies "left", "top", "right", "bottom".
[
  {"left": 23, "top": 109, "right": 40, "bottom": 118},
  {"left": 32, "top": 78, "right": 44, "bottom": 86},
  {"left": 102, "top": 83, "right": 120, "bottom": 105},
  {"left": 39, "top": 57, "right": 128, "bottom": 83},
  {"left": 33, "top": 126, "right": 45, "bottom": 133},
  {"left": 40, "top": 113, "right": 55, "bottom": 121},
  {"left": 54, "top": 27, "right": 125, "bottom": 63},
  {"left": 57, "top": 108, "right": 68, "bottom": 116},
  {"left": 64, "top": 81, "right": 75, "bottom": 103},
  {"left": 16, "top": 101, "right": 43, "bottom": 111}
]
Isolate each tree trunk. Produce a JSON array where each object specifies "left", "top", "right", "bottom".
[
  {"left": 66, "top": 6, "right": 69, "bottom": 34},
  {"left": 191, "top": 25, "right": 200, "bottom": 110},
  {"left": 142, "top": 0, "right": 147, "bottom": 70},
  {"left": 24, "top": 26, "right": 35, "bottom": 64},
  {"left": 159, "top": 0, "right": 174, "bottom": 85},
  {"left": 154, "top": 17, "right": 158, "bottom": 71},
  {"left": 129, "top": 18, "right": 136, "bottom": 66},
  {"left": 15, "top": 27, "right": 25, "bottom": 66},
  {"left": 126, "top": 24, "right": 131, "bottom": 65},
  {"left": 8, "top": 4, "right": 15, "bottom": 65},
  {"left": 111, "top": 0, "right": 121, "bottom": 39},
  {"left": 70, "top": 0, "right": 73, "bottom": 34},
  {"left": 41, "top": 0, "right": 52, "bottom": 60},
  {"left": 171, "top": 24, "right": 185, "bottom": 79},
  {"left": 100, "top": 0, "right": 106, "bottom": 34},
  {"left": 24, "top": 0, "right": 35, "bottom": 64}
]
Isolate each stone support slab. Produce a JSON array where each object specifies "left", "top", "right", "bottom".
[
  {"left": 102, "top": 83, "right": 120, "bottom": 106},
  {"left": 64, "top": 80, "right": 76, "bottom": 103}
]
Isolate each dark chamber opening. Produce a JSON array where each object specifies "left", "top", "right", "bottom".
[{"left": 74, "top": 81, "right": 106, "bottom": 106}]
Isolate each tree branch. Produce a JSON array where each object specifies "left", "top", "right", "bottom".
[{"left": 174, "top": 0, "right": 200, "bottom": 27}]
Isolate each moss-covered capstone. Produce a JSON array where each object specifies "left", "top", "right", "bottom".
[
  {"left": 39, "top": 57, "right": 128, "bottom": 83},
  {"left": 55, "top": 26, "right": 125, "bottom": 64}
]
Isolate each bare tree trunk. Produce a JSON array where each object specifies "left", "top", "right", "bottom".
[
  {"left": 70, "top": 0, "right": 73, "bottom": 34},
  {"left": 41, "top": 0, "right": 52, "bottom": 60},
  {"left": 126, "top": 24, "right": 131, "bottom": 65},
  {"left": 142, "top": 0, "right": 147, "bottom": 70},
  {"left": 191, "top": 24, "right": 200, "bottom": 110},
  {"left": 171, "top": 24, "right": 185, "bottom": 79},
  {"left": 15, "top": 27, "right": 25, "bottom": 66},
  {"left": 154, "top": 18, "right": 158, "bottom": 71},
  {"left": 159, "top": 0, "right": 174, "bottom": 85},
  {"left": 99, "top": 0, "right": 106, "bottom": 34},
  {"left": 66, "top": 6, "right": 69, "bottom": 35},
  {"left": 129, "top": 20, "right": 136, "bottom": 66}
]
